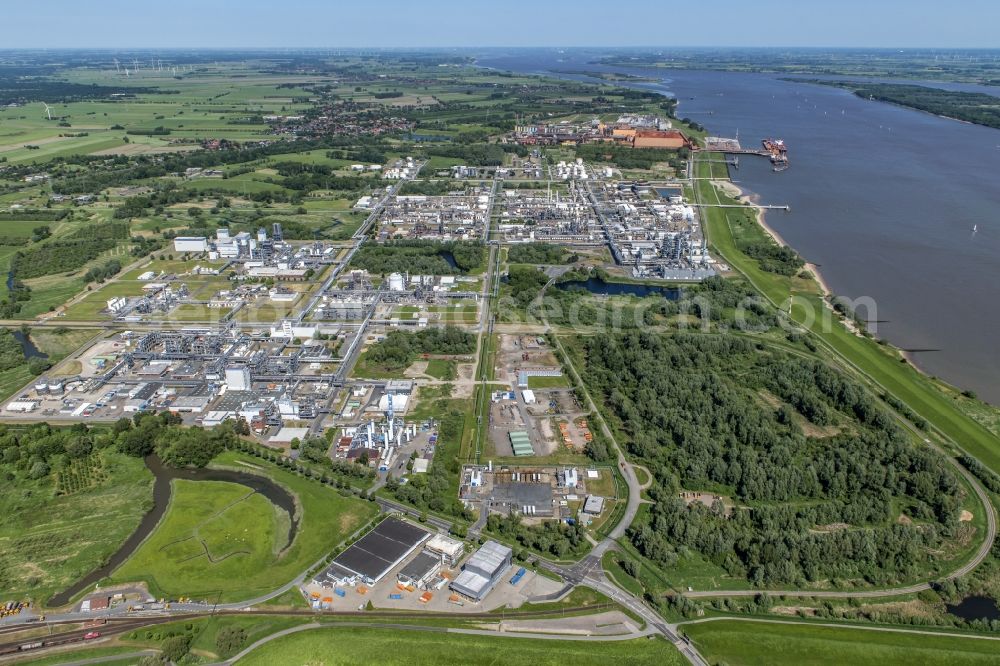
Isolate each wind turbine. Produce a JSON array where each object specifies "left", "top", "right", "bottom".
[
  {"left": 125, "top": 67, "right": 130, "bottom": 77},
  {"left": 113, "top": 58, "right": 121, "bottom": 74},
  {"left": 41, "top": 103, "right": 52, "bottom": 120}
]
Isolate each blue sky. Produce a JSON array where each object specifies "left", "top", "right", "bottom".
[{"left": 5, "top": 0, "right": 998, "bottom": 48}]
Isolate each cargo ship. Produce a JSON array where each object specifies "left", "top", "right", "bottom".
[{"left": 762, "top": 138, "right": 789, "bottom": 171}]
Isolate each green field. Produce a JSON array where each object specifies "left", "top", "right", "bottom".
[
  {"left": 29, "top": 327, "right": 99, "bottom": 358},
  {"left": 110, "top": 480, "right": 285, "bottom": 599},
  {"left": 109, "top": 451, "right": 377, "bottom": 601},
  {"left": 0, "top": 363, "right": 38, "bottom": 402},
  {"left": 425, "top": 358, "right": 457, "bottom": 380},
  {"left": 0, "top": 450, "right": 152, "bottom": 604},
  {"left": 527, "top": 374, "right": 571, "bottom": 389},
  {"left": 237, "top": 626, "right": 684, "bottom": 666},
  {"left": 683, "top": 620, "right": 1000, "bottom": 666}
]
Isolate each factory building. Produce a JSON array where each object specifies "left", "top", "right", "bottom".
[
  {"left": 173, "top": 236, "right": 208, "bottom": 253},
  {"left": 631, "top": 130, "right": 690, "bottom": 150},
  {"left": 424, "top": 533, "right": 465, "bottom": 567},
  {"left": 314, "top": 518, "right": 429, "bottom": 587},
  {"left": 225, "top": 366, "right": 251, "bottom": 391},
  {"left": 450, "top": 540, "right": 512, "bottom": 602},
  {"left": 396, "top": 551, "right": 442, "bottom": 589}
]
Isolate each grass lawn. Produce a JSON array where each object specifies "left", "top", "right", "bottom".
[
  {"left": 29, "top": 328, "right": 100, "bottom": 358},
  {"left": 18, "top": 279, "right": 86, "bottom": 319},
  {"left": 425, "top": 358, "right": 457, "bottom": 380},
  {"left": 109, "top": 451, "right": 377, "bottom": 601},
  {"left": 122, "top": 614, "right": 311, "bottom": 661},
  {"left": 110, "top": 479, "right": 285, "bottom": 600},
  {"left": 0, "top": 364, "right": 37, "bottom": 402},
  {"left": 683, "top": 619, "right": 1000, "bottom": 666},
  {"left": 0, "top": 450, "right": 152, "bottom": 605},
  {"left": 8, "top": 646, "right": 147, "bottom": 666},
  {"left": 602, "top": 551, "right": 645, "bottom": 598},
  {"left": 351, "top": 350, "right": 408, "bottom": 380},
  {"left": 527, "top": 374, "right": 570, "bottom": 389},
  {"left": 237, "top": 626, "right": 684, "bottom": 666}
]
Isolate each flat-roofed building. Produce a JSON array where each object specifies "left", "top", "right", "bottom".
[
  {"left": 424, "top": 533, "right": 464, "bottom": 566},
  {"left": 173, "top": 236, "right": 208, "bottom": 252},
  {"left": 450, "top": 540, "right": 512, "bottom": 601},
  {"left": 397, "top": 551, "right": 442, "bottom": 589},
  {"left": 313, "top": 518, "right": 429, "bottom": 587}
]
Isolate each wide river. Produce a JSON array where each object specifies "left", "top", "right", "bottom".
[{"left": 477, "top": 50, "right": 1000, "bottom": 404}]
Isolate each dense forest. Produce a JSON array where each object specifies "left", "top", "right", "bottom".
[
  {"left": 0, "top": 414, "right": 236, "bottom": 489},
  {"left": 113, "top": 412, "right": 237, "bottom": 468},
  {"left": 582, "top": 331, "right": 965, "bottom": 587},
  {"left": 10, "top": 222, "right": 129, "bottom": 279},
  {"left": 362, "top": 326, "right": 476, "bottom": 371},
  {"left": 809, "top": 81, "right": 1000, "bottom": 130},
  {"left": 421, "top": 142, "right": 527, "bottom": 167},
  {"left": 487, "top": 514, "right": 590, "bottom": 559},
  {"left": 0, "top": 329, "right": 28, "bottom": 373},
  {"left": 739, "top": 241, "right": 805, "bottom": 276},
  {"left": 507, "top": 242, "right": 575, "bottom": 265},
  {"left": 352, "top": 240, "right": 484, "bottom": 275}
]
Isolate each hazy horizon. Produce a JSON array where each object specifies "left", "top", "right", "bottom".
[{"left": 4, "top": 0, "right": 998, "bottom": 49}]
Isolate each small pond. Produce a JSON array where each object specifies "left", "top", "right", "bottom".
[{"left": 947, "top": 595, "right": 1000, "bottom": 622}]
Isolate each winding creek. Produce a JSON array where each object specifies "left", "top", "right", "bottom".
[{"left": 47, "top": 454, "right": 298, "bottom": 608}]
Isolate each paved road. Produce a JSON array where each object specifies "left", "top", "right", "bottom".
[
  {"left": 216, "top": 620, "right": 661, "bottom": 665},
  {"left": 55, "top": 650, "right": 159, "bottom": 666},
  {"left": 505, "top": 234, "right": 710, "bottom": 665},
  {"left": 676, "top": 152, "right": 999, "bottom": 601},
  {"left": 678, "top": 615, "right": 1000, "bottom": 641}
]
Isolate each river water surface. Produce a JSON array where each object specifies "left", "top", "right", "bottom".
[{"left": 478, "top": 49, "right": 1000, "bottom": 403}]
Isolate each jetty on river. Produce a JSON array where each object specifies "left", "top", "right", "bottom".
[{"left": 703, "top": 136, "right": 790, "bottom": 171}]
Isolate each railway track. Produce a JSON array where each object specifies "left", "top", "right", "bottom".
[{"left": 0, "top": 604, "right": 622, "bottom": 658}]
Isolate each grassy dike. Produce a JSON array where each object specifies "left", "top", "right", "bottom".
[
  {"left": 695, "top": 153, "right": 1000, "bottom": 477},
  {"left": 682, "top": 619, "right": 1000, "bottom": 666}
]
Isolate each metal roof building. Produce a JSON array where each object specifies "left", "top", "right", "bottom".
[
  {"left": 508, "top": 431, "right": 534, "bottom": 456},
  {"left": 450, "top": 540, "right": 512, "bottom": 601},
  {"left": 314, "top": 518, "right": 429, "bottom": 586},
  {"left": 397, "top": 551, "right": 442, "bottom": 589},
  {"left": 584, "top": 495, "right": 605, "bottom": 515}
]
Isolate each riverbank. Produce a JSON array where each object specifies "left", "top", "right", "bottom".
[
  {"left": 715, "top": 178, "right": 864, "bottom": 336},
  {"left": 695, "top": 154, "right": 1000, "bottom": 483}
]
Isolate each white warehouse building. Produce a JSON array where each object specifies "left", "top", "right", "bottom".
[
  {"left": 450, "top": 540, "right": 512, "bottom": 601},
  {"left": 173, "top": 236, "right": 208, "bottom": 253}
]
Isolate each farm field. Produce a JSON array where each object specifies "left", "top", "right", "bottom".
[
  {"left": 0, "top": 450, "right": 152, "bottom": 604},
  {"left": 109, "top": 451, "right": 377, "bottom": 601},
  {"left": 237, "top": 626, "right": 684, "bottom": 666},
  {"left": 683, "top": 620, "right": 1000, "bottom": 666}
]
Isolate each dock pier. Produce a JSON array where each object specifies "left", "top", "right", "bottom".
[{"left": 691, "top": 203, "right": 791, "bottom": 212}]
